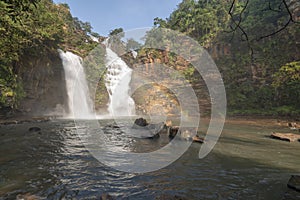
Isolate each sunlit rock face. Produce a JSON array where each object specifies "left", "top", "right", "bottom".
[{"left": 124, "top": 50, "right": 211, "bottom": 117}]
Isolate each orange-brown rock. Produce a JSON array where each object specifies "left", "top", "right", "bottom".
[{"left": 270, "top": 132, "right": 300, "bottom": 142}]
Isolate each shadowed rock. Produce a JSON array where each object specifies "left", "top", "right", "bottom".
[
  {"left": 133, "top": 118, "right": 148, "bottom": 127},
  {"left": 28, "top": 127, "right": 41, "bottom": 132},
  {"left": 288, "top": 175, "right": 300, "bottom": 192},
  {"left": 168, "top": 126, "right": 179, "bottom": 138},
  {"left": 192, "top": 135, "right": 204, "bottom": 143},
  {"left": 283, "top": 175, "right": 300, "bottom": 200}
]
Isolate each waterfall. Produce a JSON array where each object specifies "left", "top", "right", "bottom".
[
  {"left": 59, "top": 50, "right": 94, "bottom": 119},
  {"left": 104, "top": 41, "right": 135, "bottom": 116}
]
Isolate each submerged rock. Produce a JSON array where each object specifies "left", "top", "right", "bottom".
[
  {"left": 105, "top": 124, "right": 120, "bottom": 129},
  {"left": 28, "top": 127, "right": 41, "bottom": 132},
  {"left": 100, "top": 193, "right": 115, "bottom": 200},
  {"left": 156, "top": 194, "right": 188, "bottom": 200}
]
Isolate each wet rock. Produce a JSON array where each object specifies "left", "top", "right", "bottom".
[
  {"left": 168, "top": 126, "right": 179, "bottom": 138},
  {"left": 283, "top": 189, "right": 300, "bottom": 200},
  {"left": 130, "top": 122, "right": 164, "bottom": 139},
  {"left": 112, "top": 125, "right": 120, "bottom": 128},
  {"left": 0, "top": 117, "right": 51, "bottom": 126},
  {"left": 156, "top": 194, "right": 188, "bottom": 200},
  {"left": 270, "top": 132, "right": 300, "bottom": 142},
  {"left": 283, "top": 176, "right": 300, "bottom": 200},
  {"left": 28, "top": 127, "right": 41, "bottom": 132},
  {"left": 1, "top": 120, "right": 18, "bottom": 125},
  {"left": 100, "top": 193, "right": 115, "bottom": 200},
  {"left": 16, "top": 193, "right": 40, "bottom": 200},
  {"left": 134, "top": 118, "right": 148, "bottom": 127},
  {"left": 192, "top": 135, "right": 204, "bottom": 143},
  {"left": 288, "top": 122, "right": 300, "bottom": 130},
  {"left": 31, "top": 117, "right": 51, "bottom": 123},
  {"left": 287, "top": 175, "right": 300, "bottom": 192},
  {"left": 106, "top": 124, "right": 120, "bottom": 129}
]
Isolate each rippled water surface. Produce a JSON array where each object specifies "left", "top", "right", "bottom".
[{"left": 0, "top": 119, "right": 299, "bottom": 199}]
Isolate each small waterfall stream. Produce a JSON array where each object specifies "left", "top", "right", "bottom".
[
  {"left": 104, "top": 41, "right": 135, "bottom": 116},
  {"left": 59, "top": 50, "right": 94, "bottom": 119}
]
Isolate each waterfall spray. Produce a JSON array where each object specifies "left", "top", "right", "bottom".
[
  {"left": 59, "top": 50, "right": 94, "bottom": 119},
  {"left": 104, "top": 40, "right": 135, "bottom": 116}
]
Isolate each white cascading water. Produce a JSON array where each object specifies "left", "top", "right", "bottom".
[
  {"left": 104, "top": 41, "right": 135, "bottom": 116},
  {"left": 59, "top": 50, "right": 94, "bottom": 119}
]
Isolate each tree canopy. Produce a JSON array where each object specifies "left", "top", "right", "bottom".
[
  {"left": 153, "top": 0, "right": 300, "bottom": 115},
  {"left": 0, "top": 0, "right": 99, "bottom": 110}
]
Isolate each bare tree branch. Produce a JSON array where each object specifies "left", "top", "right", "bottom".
[
  {"left": 227, "top": 0, "right": 253, "bottom": 57},
  {"left": 227, "top": 0, "right": 299, "bottom": 42},
  {"left": 257, "top": 0, "right": 299, "bottom": 40}
]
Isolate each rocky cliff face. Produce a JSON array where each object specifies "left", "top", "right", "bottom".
[
  {"left": 16, "top": 52, "right": 68, "bottom": 117},
  {"left": 121, "top": 50, "right": 211, "bottom": 117}
]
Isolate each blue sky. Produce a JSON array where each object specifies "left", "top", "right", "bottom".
[{"left": 53, "top": 0, "right": 182, "bottom": 36}]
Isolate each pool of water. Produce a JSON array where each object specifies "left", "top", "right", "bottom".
[{"left": 0, "top": 119, "right": 299, "bottom": 199}]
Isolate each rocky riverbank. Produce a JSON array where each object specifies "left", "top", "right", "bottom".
[{"left": 0, "top": 116, "right": 53, "bottom": 126}]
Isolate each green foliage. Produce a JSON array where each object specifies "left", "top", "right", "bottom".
[
  {"left": 153, "top": 0, "right": 300, "bottom": 116},
  {"left": 273, "top": 61, "right": 300, "bottom": 108},
  {"left": 109, "top": 28, "right": 124, "bottom": 37},
  {"left": 273, "top": 62, "right": 300, "bottom": 87},
  {"left": 155, "top": 0, "right": 229, "bottom": 45},
  {"left": 0, "top": 0, "right": 100, "bottom": 111},
  {"left": 83, "top": 45, "right": 108, "bottom": 109},
  {"left": 126, "top": 38, "right": 142, "bottom": 51}
]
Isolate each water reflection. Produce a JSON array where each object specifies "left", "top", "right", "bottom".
[{"left": 0, "top": 119, "right": 299, "bottom": 199}]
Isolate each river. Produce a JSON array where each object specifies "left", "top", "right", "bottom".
[{"left": 0, "top": 119, "right": 299, "bottom": 199}]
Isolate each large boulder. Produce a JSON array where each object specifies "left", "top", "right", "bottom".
[{"left": 133, "top": 118, "right": 148, "bottom": 127}]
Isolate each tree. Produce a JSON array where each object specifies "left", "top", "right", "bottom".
[
  {"left": 227, "top": 0, "right": 300, "bottom": 44},
  {"left": 126, "top": 38, "right": 142, "bottom": 51},
  {"left": 109, "top": 28, "right": 124, "bottom": 37},
  {"left": 273, "top": 61, "right": 300, "bottom": 107},
  {"left": 153, "top": 0, "right": 229, "bottom": 45},
  {"left": 152, "top": 0, "right": 300, "bottom": 114},
  {"left": 0, "top": 0, "right": 99, "bottom": 110}
]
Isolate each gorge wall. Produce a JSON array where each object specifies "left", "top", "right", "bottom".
[
  {"left": 121, "top": 50, "right": 212, "bottom": 117},
  {"left": 16, "top": 51, "right": 68, "bottom": 117}
]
